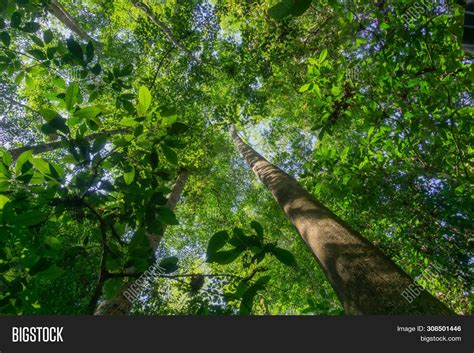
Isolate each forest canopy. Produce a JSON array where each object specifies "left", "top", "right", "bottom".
[{"left": 0, "top": 0, "right": 472, "bottom": 315}]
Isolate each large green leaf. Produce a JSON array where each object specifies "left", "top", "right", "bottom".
[
  {"left": 40, "top": 108, "right": 61, "bottom": 122},
  {"left": 0, "top": 194, "right": 10, "bottom": 209},
  {"left": 240, "top": 276, "right": 271, "bottom": 315},
  {"left": 43, "top": 29, "right": 53, "bottom": 44},
  {"left": 207, "top": 248, "right": 242, "bottom": 264},
  {"left": 159, "top": 256, "right": 179, "bottom": 274},
  {"left": 65, "top": 82, "right": 80, "bottom": 111},
  {"left": 137, "top": 86, "right": 152, "bottom": 117},
  {"left": 206, "top": 230, "right": 229, "bottom": 257},
  {"left": 73, "top": 106, "right": 101, "bottom": 120},
  {"left": 15, "top": 210, "right": 47, "bottom": 227},
  {"left": 161, "top": 145, "right": 178, "bottom": 165},
  {"left": 157, "top": 206, "right": 179, "bottom": 225},
  {"left": 270, "top": 246, "right": 297, "bottom": 267},
  {"left": 86, "top": 41, "right": 95, "bottom": 63},
  {"left": 66, "top": 37, "right": 84, "bottom": 64},
  {"left": 268, "top": 0, "right": 312, "bottom": 20},
  {"left": 41, "top": 116, "right": 69, "bottom": 135},
  {"left": 22, "top": 22, "right": 40, "bottom": 33},
  {"left": 123, "top": 166, "right": 135, "bottom": 185},
  {"left": 250, "top": 221, "right": 264, "bottom": 240},
  {"left": 15, "top": 150, "right": 32, "bottom": 174},
  {"left": 36, "top": 265, "right": 65, "bottom": 281}
]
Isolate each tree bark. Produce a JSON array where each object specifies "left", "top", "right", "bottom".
[
  {"left": 48, "top": 0, "right": 100, "bottom": 45},
  {"left": 8, "top": 129, "right": 129, "bottom": 160},
  {"left": 230, "top": 125, "right": 452, "bottom": 314},
  {"left": 94, "top": 169, "right": 189, "bottom": 315},
  {"left": 147, "top": 169, "right": 189, "bottom": 252}
]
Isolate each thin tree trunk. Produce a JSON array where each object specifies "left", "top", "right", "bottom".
[
  {"left": 8, "top": 129, "right": 129, "bottom": 160},
  {"left": 132, "top": 0, "right": 195, "bottom": 61},
  {"left": 48, "top": 0, "right": 100, "bottom": 45},
  {"left": 147, "top": 169, "right": 189, "bottom": 252},
  {"left": 230, "top": 125, "right": 452, "bottom": 314},
  {"left": 94, "top": 169, "right": 189, "bottom": 315}
]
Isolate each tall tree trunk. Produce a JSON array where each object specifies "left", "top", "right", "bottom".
[
  {"left": 48, "top": 0, "right": 100, "bottom": 45},
  {"left": 94, "top": 169, "right": 189, "bottom": 315},
  {"left": 230, "top": 125, "right": 452, "bottom": 314}
]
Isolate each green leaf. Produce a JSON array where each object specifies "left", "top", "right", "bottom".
[
  {"left": 137, "top": 86, "right": 152, "bottom": 117},
  {"left": 270, "top": 246, "right": 297, "bottom": 267},
  {"left": 290, "top": 0, "right": 312, "bottom": 16},
  {"left": 159, "top": 256, "right": 179, "bottom": 274},
  {"left": 250, "top": 221, "right": 264, "bottom": 240},
  {"left": 331, "top": 86, "right": 341, "bottom": 96},
  {"left": 86, "top": 41, "right": 94, "bottom": 63},
  {"left": 150, "top": 150, "right": 158, "bottom": 169},
  {"left": 454, "top": 185, "right": 464, "bottom": 195},
  {"left": 0, "top": 194, "right": 10, "bottom": 209},
  {"left": 123, "top": 166, "right": 135, "bottom": 185},
  {"left": 65, "top": 82, "right": 80, "bottom": 111},
  {"left": 239, "top": 276, "right": 270, "bottom": 315},
  {"left": 16, "top": 210, "right": 47, "bottom": 227},
  {"left": 157, "top": 206, "right": 179, "bottom": 225},
  {"left": 206, "top": 230, "right": 229, "bottom": 257},
  {"left": 22, "top": 22, "right": 40, "bottom": 33},
  {"left": 15, "top": 150, "right": 32, "bottom": 174},
  {"left": 0, "top": 31, "right": 10, "bottom": 47},
  {"left": 160, "top": 106, "right": 176, "bottom": 117},
  {"left": 207, "top": 248, "right": 242, "bottom": 264},
  {"left": 31, "top": 158, "right": 50, "bottom": 175},
  {"left": 30, "top": 35, "right": 44, "bottom": 47},
  {"left": 41, "top": 117, "right": 69, "bottom": 135},
  {"left": 299, "top": 83, "right": 311, "bottom": 92},
  {"left": 36, "top": 265, "right": 65, "bottom": 281},
  {"left": 229, "top": 227, "right": 260, "bottom": 249},
  {"left": 119, "top": 117, "right": 137, "bottom": 127},
  {"left": 43, "top": 29, "right": 53, "bottom": 44},
  {"left": 189, "top": 274, "right": 205, "bottom": 291},
  {"left": 268, "top": 0, "right": 294, "bottom": 19},
  {"left": 73, "top": 106, "right": 101, "bottom": 120},
  {"left": 66, "top": 37, "right": 84, "bottom": 64},
  {"left": 169, "top": 122, "right": 188, "bottom": 135},
  {"left": 268, "top": 0, "right": 312, "bottom": 20},
  {"left": 92, "top": 136, "right": 107, "bottom": 153},
  {"left": 11, "top": 11, "right": 22, "bottom": 28},
  {"left": 44, "top": 236, "right": 61, "bottom": 250},
  {"left": 161, "top": 145, "right": 178, "bottom": 165},
  {"left": 27, "top": 49, "right": 46, "bottom": 61},
  {"left": 29, "top": 258, "right": 53, "bottom": 276},
  {"left": 91, "top": 63, "right": 101, "bottom": 75},
  {"left": 40, "top": 108, "right": 61, "bottom": 122},
  {"left": 0, "top": 148, "right": 12, "bottom": 167},
  {"left": 319, "top": 48, "right": 328, "bottom": 63}
]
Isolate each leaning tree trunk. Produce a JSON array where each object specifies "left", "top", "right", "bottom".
[
  {"left": 230, "top": 125, "right": 452, "bottom": 314},
  {"left": 94, "top": 169, "right": 189, "bottom": 315},
  {"left": 48, "top": 0, "right": 100, "bottom": 45}
]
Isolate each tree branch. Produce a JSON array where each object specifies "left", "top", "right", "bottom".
[
  {"left": 8, "top": 128, "right": 129, "bottom": 160},
  {"left": 132, "top": 0, "right": 195, "bottom": 62}
]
